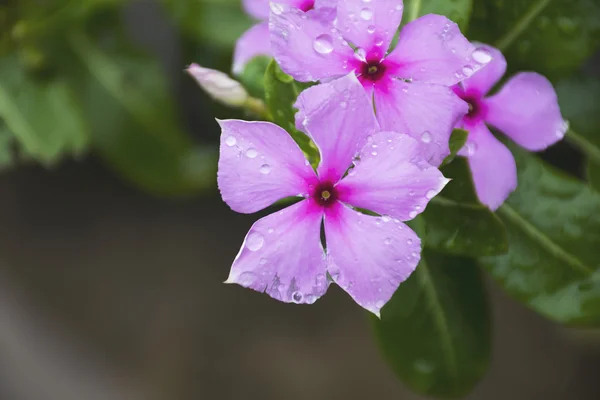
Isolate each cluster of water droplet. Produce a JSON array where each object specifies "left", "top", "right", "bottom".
[{"left": 225, "top": 134, "right": 272, "bottom": 175}]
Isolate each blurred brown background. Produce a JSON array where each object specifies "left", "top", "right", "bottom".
[{"left": 1, "top": 2, "right": 600, "bottom": 399}]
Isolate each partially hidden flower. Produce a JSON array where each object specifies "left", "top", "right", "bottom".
[
  {"left": 270, "top": 0, "right": 492, "bottom": 166},
  {"left": 187, "top": 64, "right": 249, "bottom": 107},
  {"left": 233, "top": 0, "right": 337, "bottom": 75},
  {"left": 453, "top": 44, "right": 567, "bottom": 210},
  {"left": 218, "top": 74, "right": 449, "bottom": 316}
]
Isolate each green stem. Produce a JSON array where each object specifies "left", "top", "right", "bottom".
[
  {"left": 408, "top": 0, "right": 423, "bottom": 22},
  {"left": 495, "top": 0, "right": 552, "bottom": 51},
  {"left": 565, "top": 129, "right": 600, "bottom": 166}
]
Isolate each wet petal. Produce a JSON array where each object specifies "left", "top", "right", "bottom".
[
  {"left": 485, "top": 72, "right": 567, "bottom": 151},
  {"left": 461, "top": 43, "right": 506, "bottom": 96},
  {"left": 462, "top": 122, "right": 517, "bottom": 211},
  {"left": 218, "top": 120, "right": 316, "bottom": 214},
  {"left": 324, "top": 203, "right": 421, "bottom": 316},
  {"left": 337, "top": 132, "right": 448, "bottom": 221},
  {"left": 386, "top": 14, "right": 486, "bottom": 85},
  {"left": 226, "top": 200, "right": 329, "bottom": 304},
  {"left": 335, "top": 0, "right": 404, "bottom": 59},
  {"left": 232, "top": 22, "right": 271, "bottom": 75},
  {"left": 374, "top": 78, "right": 468, "bottom": 166},
  {"left": 270, "top": 5, "right": 356, "bottom": 82},
  {"left": 243, "top": 0, "right": 317, "bottom": 20},
  {"left": 295, "top": 73, "right": 380, "bottom": 182}
]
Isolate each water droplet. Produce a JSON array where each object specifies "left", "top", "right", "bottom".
[
  {"left": 340, "top": 101, "right": 348, "bottom": 109},
  {"left": 426, "top": 189, "right": 437, "bottom": 199},
  {"left": 360, "top": 8, "right": 373, "bottom": 20},
  {"left": 367, "top": 25, "right": 376, "bottom": 34},
  {"left": 292, "top": 291, "right": 303, "bottom": 303},
  {"left": 462, "top": 66, "right": 474, "bottom": 77},
  {"left": 409, "top": 191, "right": 415, "bottom": 197},
  {"left": 556, "top": 120, "right": 569, "bottom": 138},
  {"left": 270, "top": 3, "right": 284, "bottom": 15},
  {"left": 382, "top": 215, "right": 391, "bottom": 223},
  {"left": 355, "top": 47, "right": 367, "bottom": 60},
  {"left": 313, "top": 34, "right": 334, "bottom": 55},
  {"left": 259, "top": 258, "right": 267, "bottom": 265},
  {"left": 371, "top": 151, "right": 378, "bottom": 156},
  {"left": 411, "top": 251, "right": 418, "bottom": 258},
  {"left": 421, "top": 131, "right": 432, "bottom": 143},
  {"left": 246, "top": 232, "right": 264, "bottom": 251},
  {"left": 225, "top": 135, "right": 237, "bottom": 146},
  {"left": 384, "top": 238, "right": 392, "bottom": 245},
  {"left": 246, "top": 148, "right": 258, "bottom": 158},
  {"left": 376, "top": 300, "right": 385, "bottom": 309},
  {"left": 260, "top": 164, "right": 272, "bottom": 174},
  {"left": 267, "top": 228, "right": 274, "bottom": 234},
  {"left": 471, "top": 48, "right": 492, "bottom": 64},
  {"left": 409, "top": 211, "right": 417, "bottom": 219},
  {"left": 466, "top": 142, "right": 478, "bottom": 156}
]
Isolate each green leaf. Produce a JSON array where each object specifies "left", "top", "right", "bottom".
[
  {"left": 481, "top": 149, "right": 600, "bottom": 326},
  {"left": 373, "top": 250, "right": 491, "bottom": 398},
  {"left": 403, "top": 0, "right": 473, "bottom": 30},
  {"left": 264, "top": 60, "right": 319, "bottom": 164},
  {"left": 556, "top": 75, "right": 600, "bottom": 171},
  {"left": 422, "top": 196, "right": 508, "bottom": 257},
  {"left": 441, "top": 129, "right": 468, "bottom": 166},
  {"left": 68, "top": 31, "right": 215, "bottom": 196},
  {"left": 469, "top": 0, "right": 600, "bottom": 82},
  {"left": 588, "top": 162, "right": 600, "bottom": 192},
  {"left": 0, "top": 54, "right": 89, "bottom": 165},
  {"left": 238, "top": 56, "right": 271, "bottom": 100}
]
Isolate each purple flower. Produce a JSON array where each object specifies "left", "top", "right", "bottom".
[
  {"left": 453, "top": 44, "right": 568, "bottom": 210},
  {"left": 270, "top": 0, "right": 492, "bottom": 166},
  {"left": 218, "top": 74, "right": 448, "bottom": 316},
  {"left": 233, "top": 0, "right": 337, "bottom": 74}
]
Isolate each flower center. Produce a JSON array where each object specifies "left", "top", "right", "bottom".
[
  {"left": 361, "top": 60, "right": 386, "bottom": 82},
  {"left": 299, "top": 0, "right": 315, "bottom": 11},
  {"left": 466, "top": 98, "right": 479, "bottom": 118},
  {"left": 312, "top": 181, "right": 337, "bottom": 207}
]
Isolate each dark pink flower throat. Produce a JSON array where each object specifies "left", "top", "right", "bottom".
[
  {"left": 361, "top": 60, "right": 387, "bottom": 82},
  {"left": 312, "top": 181, "right": 338, "bottom": 207},
  {"left": 299, "top": 0, "right": 315, "bottom": 11}
]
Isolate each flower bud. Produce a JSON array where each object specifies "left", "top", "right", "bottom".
[{"left": 187, "top": 64, "right": 248, "bottom": 107}]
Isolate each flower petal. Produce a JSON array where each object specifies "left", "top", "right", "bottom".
[
  {"left": 485, "top": 72, "right": 567, "bottom": 151},
  {"left": 232, "top": 22, "right": 271, "bottom": 75},
  {"left": 461, "top": 44, "right": 506, "bottom": 96},
  {"left": 334, "top": 0, "right": 404, "bottom": 59},
  {"left": 324, "top": 203, "right": 421, "bottom": 316},
  {"left": 242, "top": 0, "right": 270, "bottom": 20},
  {"left": 218, "top": 120, "right": 316, "bottom": 214},
  {"left": 337, "top": 132, "right": 448, "bottom": 221},
  {"left": 374, "top": 78, "right": 468, "bottom": 166},
  {"left": 462, "top": 122, "right": 517, "bottom": 211},
  {"left": 270, "top": 5, "right": 356, "bottom": 82},
  {"left": 386, "top": 14, "right": 486, "bottom": 86},
  {"left": 226, "top": 200, "right": 329, "bottom": 304},
  {"left": 294, "top": 73, "right": 380, "bottom": 182}
]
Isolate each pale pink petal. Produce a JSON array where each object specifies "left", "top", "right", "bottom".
[
  {"left": 337, "top": 132, "right": 448, "bottom": 221},
  {"left": 294, "top": 73, "right": 380, "bottom": 182},
  {"left": 386, "top": 14, "right": 487, "bottom": 86},
  {"left": 218, "top": 120, "right": 317, "bottom": 214},
  {"left": 226, "top": 200, "right": 329, "bottom": 304},
  {"left": 374, "top": 78, "right": 468, "bottom": 166},
  {"left": 315, "top": 0, "right": 337, "bottom": 7},
  {"left": 485, "top": 72, "right": 567, "bottom": 151},
  {"left": 334, "top": 0, "right": 404, "bottom": 59},
  {"left": 243, "top": 0, "right": 317, "bottom": 20},
  {"left": 270, "top": 5, "right": 357, "bottom": 82},
  {"left": 462, "top": 122, "right": 517, "bottom": 211},
  {"left": 324, "top": 203, "right": 421, "bottom": 316},
  {"left": 232, "top": 22, "right": 271, "bottom": 75},
  {"left": 460, "top": 44, "right": 506, "bottom": 96}
]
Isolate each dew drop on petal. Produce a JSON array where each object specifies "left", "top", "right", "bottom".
[
  {"left": 292, "top": 291, "right": 303, "bottom": 303},
  {"left": 382, "top": 215, "right": 391, "bottom": 223},
  {"left": 376, "top": 300, "right": 385, "bottom": 309},
  {"left": 313, "top": 34, "right": 334, "bottom": 55},
  {"left": 270, "top": 3, "right": 284, "bottom": 15},
  {"left": 260, "top": 164, "right": 272, "bottom": 174},
  {"left": 462, "top": 66, "right": 474, "bottom": 77},
  {"left": 360, "top": 8, "right": 373, "bottom": 20},
  {"left": 246, "top": 148, "right": 258, "bottom": 158},
  {"left": 384, "top": 238, "right": 392, "bottom": 245},
  {"left": 225, "top": 135, "right": 237, "bottom": 147},
  {"left": 367, "top": 25, "right": 376, "bottom": 34},
  {"left": 471, "top": 48, "right": 492, "bottom": 64},
  {"left": 421, "top": 131, "right": 432, "bottom": 143},
  {"left": 259, "top": 258, "right": 267, "bottom": 265},
  {"left": 409, "top": 211, "right": 418, "bottom": 219},
  {"left": 426, "top": 189, "right": 437, "bottom": 199},
  {"left": 246, "top": 232, "right": 264, "bottom": 251}
]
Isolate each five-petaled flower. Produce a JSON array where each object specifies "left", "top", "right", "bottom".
[
  {"left": 233, "top": 0, "right": 337, "bottom": 75},
  {"left": 270, "top": 0, "right": 492, "bottom": 166},
  {"left": 453, "top": 44, "right": 567, "bottom": 210},
  {"left": 218, "top": 74, "right": 448, "bottom": 316}
]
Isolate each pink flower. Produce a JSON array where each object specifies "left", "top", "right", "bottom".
[
  {"left": 270, "top": 0, "right": 492, "bottom": 166},
  {"left": 233, "top": 0, "right": 337, "bottom": 74},
  {"left": 453, "top": 44, "right": 568, "bottom": 210},
  {"left": 218, "top": 74, "right": 448, "bottom": 316}
]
